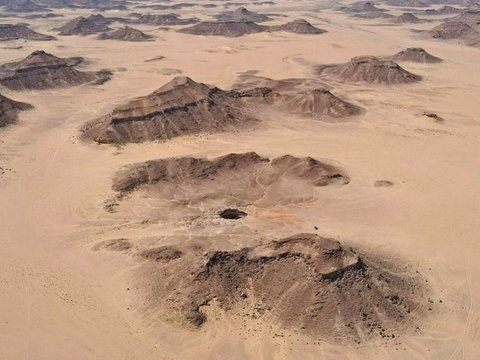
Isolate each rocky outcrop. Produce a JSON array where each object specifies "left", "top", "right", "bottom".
[
  {"left": 426, "top": 21, "right": 480, "bottom": 47},
  {"left": 214, "top": 7, "right": 272, "bottom": 22},
  {"left": 131, "top": 13, "right": 199, "bottom": 26},
  {"left": 0, "top": 93, "right": 32, "bottom": 127},
  {"left": 178, "top": 21, "right": 266, "bottom": 37},
  {"left": 0, "top": 50, "right": 109, "bottom": 90},
  {"left": 269, "top": 19, "right": 327, "bottom": 34},
  {"left": 82, "top": 76, "right": 258, "bottom": 144},
  {"left": 317, "top": 56, "right": 422, "bottom": 85},
  {"left": 340, "top": 1, "right": 387, "bottom": 12},
  {"left": 138, "top": 233, "right": 429, "bottom": 341},
  {"left": 112, "top": 152, "right": 349, "bottom": 193},
  {"left": 55, "top": 14, "right": 114, "bottom": 35},
  {"left": 98, "top": 26, "right": 153, "bottom": 41},
  {"left": 393, "top": 12, "right": 426, "bottom": 23},
  {"left": 3, "top": 0, "right": 50, "bottom": 13},
  {"left": 391, "top": 48, "right": 443, "bottom": 63},
  {"left": 0, "top": 23, "right": 55, "bottom": 41}
]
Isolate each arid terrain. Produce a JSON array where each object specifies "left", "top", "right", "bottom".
[{"left": 0, "top": 0, "right": 479, "bottom": 359}]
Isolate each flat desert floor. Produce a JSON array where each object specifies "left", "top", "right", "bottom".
[{"left": 0, "top": 1, "right": 479, "bottom": 359}]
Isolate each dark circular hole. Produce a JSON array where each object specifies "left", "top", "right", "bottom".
[{"left": 218, "top": 208, "right": 247, "bottom": 220}]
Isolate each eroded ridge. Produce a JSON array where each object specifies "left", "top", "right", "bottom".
[{"left": 139, "top": 233, "right": 428, "bottom": 343}]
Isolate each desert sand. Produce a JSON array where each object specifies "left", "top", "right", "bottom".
[{"left": 1, "top": 0, "right": 480, "bottom": 359}]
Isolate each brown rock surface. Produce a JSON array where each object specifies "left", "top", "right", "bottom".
[
  {"left": 317, "top": 56, "right": 422, "bottom": 84},
  {"left": 141, "top": 233, "right": 428, "bottom": 342}
]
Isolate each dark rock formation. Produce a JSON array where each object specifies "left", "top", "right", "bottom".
[
  {"left": 0, "top": 93, "right": 32, "bottom": 127},
  {"left": 269, "top": 19, "right": 327, "bottom": 34},
  {"left": 131, "top": 13, "right": 199, "bottom": 26},
  {"left": 139, "top": 233, "right": 429, "bottom": 342},
  {"left": 0, "top": 50, "right": 109, "bottom": 90},
  {"left": 98, "top": 26, "right": 153, "bottom": 41},
  {"left": 317, "top": 56, "right": 422, "bottom": 85},
  {"left": 55, "top": 14, "right": 114, "bottom": 35},
  {"left": 82, "top": 76, "right": 258, "bottom": 144},
  {"left": 178, "top": 21, "right": 266, "bottom": 37},
  {"left": 214, "top": 7, "right": 272, "bottom": 22},
  {"left": 0, "top": 23, "right": 55, "bottom": 41},
  {"left": 3, "top": 0, "right": 50, "bottom": 13},
  {"left": 391, "top": 47, "right": 443, "bottom": 63}
]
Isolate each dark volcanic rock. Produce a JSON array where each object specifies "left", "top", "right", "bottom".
[
  {"left": 271, "top": 89, "right": 362, "bottom": 119},
  {"left": 140, "top": 233, "right": 429, "bottom": 341},
  {"left": 0, "top": 93, "right": 32, "bottom": 127},
  {"left": 0, "top": 23, "right": 55, "bottom": 41},
  {"left": 140, "top": 246, "right": 183, "bottom": 263},
  {"left": 32, "top": 0, "right": 127, "bottom": 10},
  {"left": 448, "top": 9, "right": 480, "bottom": 25},
  {"left": 98, "top": 26, "right": 153, "bottom": 41},
  {"left": 178, "top": 21, "right": 266, "bottom": 37},
  {"left": 353, "top": 11, "right": 395, "bottom": 19},
  {"left": 393, "top": 12, "right": 426, "bottom": 23},
  {"left": 269, "top": 19, "right": 327, "bottom": 34},
  {"left": 317, "top": 56, "right": 422, "bottom": 85},
  {"left": 82, "top": 76, "right": 258, "bottom": 144},
  {"left": 132, "top": 13, "right": 199, "bottom": 26},
  {"left": 214, "top": 7, "right": 272, "bottom": 22},
  {"left": 55, "top": 14, "right": 114, "bottom": 35},
  {"left": 4, "top": 0, "right": 50, "bottom": 13},
  {"left": 233, "top": 75, "right": 361, "bottom": 120},
  {"left": 428, "top": 21, "right": 478, "bottom": 39},
  {"left": 111, "top": 152, "right": 349, "bottom": 194},
  {"left": 391, "top": 47, "right": 443, "bottom": 63},
  {"left": 384, "top": 0, "right": 428, "bottom": 7},
  {"left": 419, "top": 5, "right": 462, "bottom": 15},
  {"left": 426, "top": 21, "right": 480, "bottom": 47},
  {"left": 341, "top": 1, "right": 387, "bottom": 12},
  {"left": 0, "top": 50, "right": 109, "bottom": 90}
]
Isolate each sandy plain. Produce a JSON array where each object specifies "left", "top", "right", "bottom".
[{"left": 0, "top": 1, "right": 480, "bottom": 359}]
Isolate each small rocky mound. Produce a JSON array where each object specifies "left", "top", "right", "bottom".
[
  {"left": 391, "top": 48, "right": 443, "bottom": 63},
  {"left": 140, "top": 246, "right": 183, "bottom": 263},
  {"left": 98, "top": 26, "right": 153, "bottom": 41},
  {"left": 233, "top": 74, "right": 361, "bottom": 120},
  {"left": 33, "top": 0, "right": 127, "bottom": 10},
  {"left": 92, "top": 238, "right": 132, "bottom": 251},
  {"left": 384, "top": 0, "right": 428, "bottom": 7},
  {"left": 269, "top": 19, "right": 327, "bottom": 34},
  {"left": 393, "top": 12, "right": 426, "bottom": 23},
  {"left": 374, "top": 180, "right": 394, "bottom": 187},
  {"left": 214, "top": 7, "right": 272, "bottom": 22},
  {"left": 132, "top": 13, "right": 199, "bottom": 26},
  {"left": 341, "top": 1, "right": 387, "bottom": 13},
  {"left": 428, "top": 21, "right": 478, "bottom": 39},
  {"left": 0, "top": 93, "right": 33, "bottom": 127},
  {"left": 178, "top": 21, "right": 266, "bottom": 37},
  {"left": 55, "top": 14, "right": 113, "bottom": 35},
  {"left": 448, "top": 9, "right": 480, "bottom": 25},
  {"left": 267, "top": 88, "right": 362, "bottom": 119},
  {"left": 423, "top": 111, "right": 443, "bottom": 122},
  {"left": 426, "top": 21, "right": 480, "bottom": 47},
  {"left": 219, "top": 208, "right": 247, "bottom": 219},
  {"left": 143, "top": 233, "right": 429, "bottom": 341},
  {"left": 81, "top": 76, "right": 258, "bottom": 144},
  {"left": 353, "top": 11, "right": 395, "bottom": 19},
  {"left": 317, "top": 56, "right": 422, "bottom": 85},
  {"left": 0, "top": 23, "right": 55, "bottom": 41},
  {"left": 111, "top": 152, "right": 349, "bottom": 209},
  {"left": 3, "top": 0, "right": 50, "bottom": 13},
  {"left": 421, "top": 6, "right": 462, "bottom": 16},
  {"left": 0, "top": 50, "right": 109, "bottom": 90}
]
